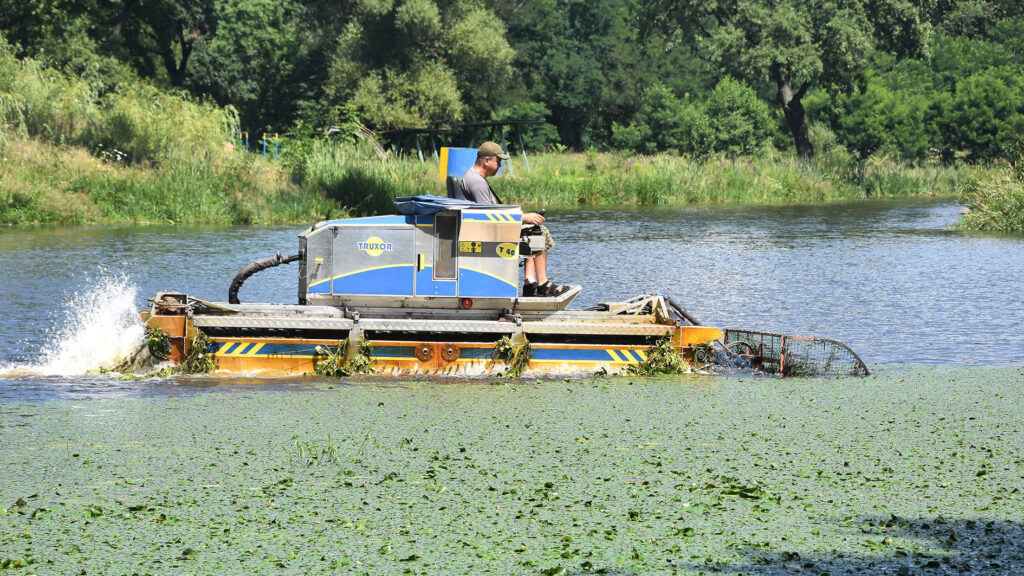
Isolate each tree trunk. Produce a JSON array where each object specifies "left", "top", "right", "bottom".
[
  {"left": 773, "top": 68, "right": 814, "bottom": 159},
  {"left": 159, "top": 27, "right": 193, "bottom": 87}
]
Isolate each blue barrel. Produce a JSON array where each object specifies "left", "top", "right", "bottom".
[{"left": 438, "top": 147, "right": 503, "bottom": 179}]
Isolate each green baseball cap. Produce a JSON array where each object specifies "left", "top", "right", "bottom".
[{"left": 477, "top": 141, "right": 510, "bottom": 160}]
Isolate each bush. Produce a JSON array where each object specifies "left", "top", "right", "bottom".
[
  {"left": 808, "top": 122, "right": 856, "bottom": 178},
  {"left": 704, "top": 77, "right": 775, "bottom": 157},
  {"left": 89, "top": 83, "right": 239, "bottom": 165},
  {"left": 611, "top": 79, "right": 773, "bottom": 157},
  {"left": 943, "top": 69, "right": 1024, "bottom": 162},
  {"left": 821, "top": 77, "right": 937, "bottom": 161},
  {"left": 611, "top": 83, "right": 707, "bottom": 155},
  {"left": 0, "top": 38, "right": 239, "bottom": 167}
]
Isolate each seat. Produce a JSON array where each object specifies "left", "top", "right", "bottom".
[{"left": 446, "top": 176, "right": 467, "bottom": 200}]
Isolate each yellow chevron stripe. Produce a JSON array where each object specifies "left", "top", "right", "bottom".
[
  {"left": 607, "top": 349, "right": 624, "bottom": 362},
  {"left": 244, "top": 343, "right": 265, "bottom": 357},
  {"left": 217, "top": 341, "right": 238, "bottom": 355}
]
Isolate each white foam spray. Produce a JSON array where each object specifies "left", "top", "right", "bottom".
[{"left": 28, "top": 272, "right": 147, "bottom": 376}]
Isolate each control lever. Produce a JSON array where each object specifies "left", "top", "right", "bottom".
[
  {"left": 525, "top": 208, "right": 546, "bottom": 231},
  {"left": 519, "top": 208, "right": 546, "bottom": 258}
]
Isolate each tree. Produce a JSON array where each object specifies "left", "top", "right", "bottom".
[
  {"left": 110, "top": 0, "right": 217, "bottom": 87},
  {"left": 611, "top": 78, "right": 772, "bottom": 156},
  {"left": 320, "top": 0, "right": 513, "bottom": 131},
  {"left": 0, "top": 0, "right": 136, "bottom": 92},
  {"left": 638, "top": 0, "right": 931, "bottom": 158},
  {"left": 935, "top": 68, "right": 1024, "bottom": 161},
  {"left": 919, "top": 0, "right": 1023, "bottom": 38},
  {"left": 500, "top": 0, "right": 700, "bottom": 148},
  {"left": 184, "top": 0, "right": 304, "bottom": 131}
]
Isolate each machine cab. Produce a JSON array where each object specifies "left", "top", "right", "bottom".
[{"left": 298, "top": 196, "right": 578, "bottom": 310}]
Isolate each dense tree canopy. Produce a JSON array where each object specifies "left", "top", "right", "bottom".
[
  {"left": 2, "top": 0, "right": 1022, "bottom": 162},
  {"left": 320, "top": 0, "right": 513, "bottom": 130},
  {"left": 637, "top": 0, "right": 931, "bottom": 158}
]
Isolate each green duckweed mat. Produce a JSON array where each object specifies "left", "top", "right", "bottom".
[{"left": 2, "top": 366, "right": 1023, "bottom": 574}]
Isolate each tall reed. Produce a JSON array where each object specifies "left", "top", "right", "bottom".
[
  {"left": 293, "top": 146, "right": 978, "bottom": 215},
  {"left": 297, "top": 140, "right": 436, "bottom": 215},
  {"left": 958, "top": 161, "right": 1024, "bottom": 233},
  {"left": 857, "top": 153, "right": 976, "bottom": 198},
  {"left": 493, "top": 153, "right": 875, "bottom": 207}
]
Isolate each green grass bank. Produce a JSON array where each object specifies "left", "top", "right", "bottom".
[
  {"left": 4, "top": 137, "right": 984, "bottom": 225},
  {"left": 2, "top": 366, "right": 1022, "bottom": 573},
  {"left": 0, "top": 135, "right": 342, "bottom": 225},
  {"left": 0, "top": 41, "right": 342, "bottom": 226}
]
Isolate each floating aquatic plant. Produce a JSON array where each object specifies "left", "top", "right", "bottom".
[
  {"left": 292, "top": 434, "right": 339, "bottom": 466},
  {"left": 492, "top": 335, "right": 531, "bottom": 378},
  {"left": 98, "top": 325, "right": 175, "bottom": 376},
  {"left": 626, "top": 335, "right": 689, "bottom": 375},
  {"left": 314, "top": 343, "right": 347, "bottom": 376},
  {"left": 350, "top": 341, "right": 376, "bottom": 374},
  {"left": 313, "top": 339, "right": 376, "bottom": 376},
  {"left": 182, "top": 330, "right": 217, "bottom": 374},
  {"left": 690, "top": 342, "right": 715, "bottom": 369},
  {"left": 145, "top": 326, "right": 171, "bottom": 359}
]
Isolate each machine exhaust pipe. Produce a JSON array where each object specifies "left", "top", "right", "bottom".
[{"left": 229, "top": 252, "right": 302, "bottom": 304}]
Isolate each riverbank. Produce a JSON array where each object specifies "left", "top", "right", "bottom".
[
  {"left": 0, "top": 135, "right": 342, "bottom": 225},
  {"left": 2, "top": 366, "right": 1022, "bottom": 573},
  {"left": 296, "top": 142, "right": 981, "bottom": 212},
  {"left": 2, "top": 133, "right": 985, "bottom": 225}
]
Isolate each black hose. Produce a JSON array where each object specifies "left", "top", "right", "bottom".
[
  {"left": 229, "top": 252, "right": 301, "bottom": 304},
  {"left": 664, "top": 296, "right": 702, "bottom": 326}
]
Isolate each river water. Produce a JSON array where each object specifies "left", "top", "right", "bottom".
[{"left": 0, "top": 198, "right": 1021, "bottom": 401}]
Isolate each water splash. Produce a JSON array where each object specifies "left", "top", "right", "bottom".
[{"left": 12, "top": 272, "right": 147, "bottom": 376}]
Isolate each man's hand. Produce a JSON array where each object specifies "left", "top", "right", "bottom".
[{"left": 523, "top": 212, "right": 545, "bottom": 225}]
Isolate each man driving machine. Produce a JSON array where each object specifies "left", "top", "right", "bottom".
[{"left": 462, "top": 141, "right": 567, "bottom": 297}]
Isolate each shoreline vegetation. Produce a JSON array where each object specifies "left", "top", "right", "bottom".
[
  {"left": 2, "top": 131, "right": 998, "bottom": 227},
  {"left": 957, "top": 161, "right": 1024, "bottom": 233},
  {"left": 1, "top": 43, "right": 1020, "bottom": 230}
]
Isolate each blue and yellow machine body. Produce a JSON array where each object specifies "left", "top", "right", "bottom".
[
  {"left": 299, "top": 201, "right": 529, "bottom": 309},
  {"left": 144, "top": 196, "right": 725, "bottom": 376}
]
